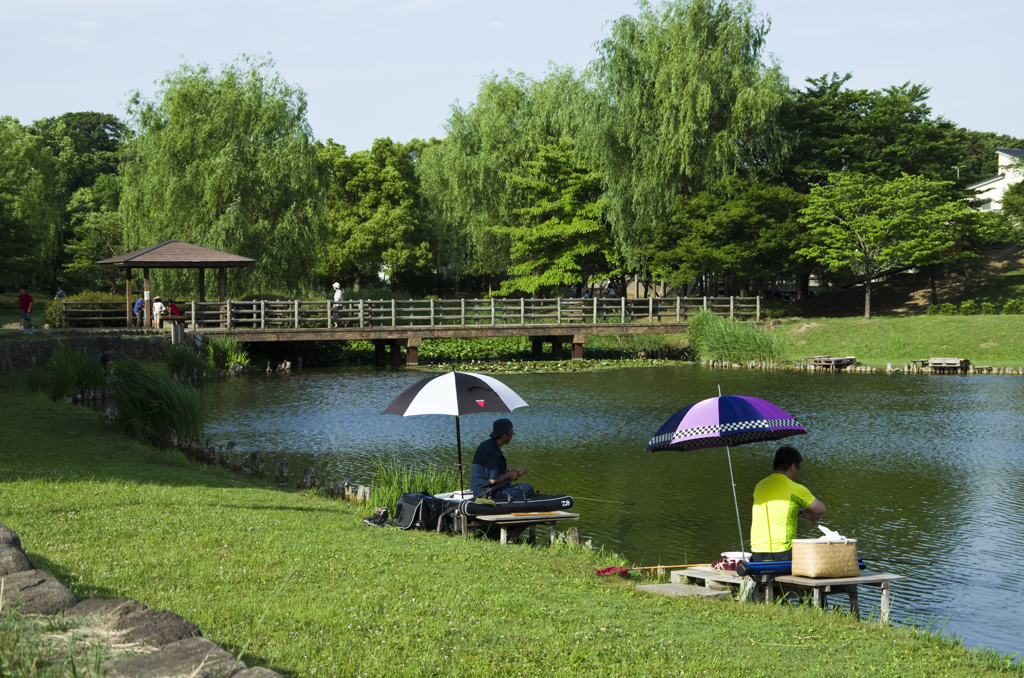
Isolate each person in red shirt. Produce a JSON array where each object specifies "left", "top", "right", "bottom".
[{"left": 18, "top": 284, "right": 34, "bottom": 333}]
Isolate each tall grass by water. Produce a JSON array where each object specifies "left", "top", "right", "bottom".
[
  {"left": 164, "top": 343, "right": 214, "bottom": 381},
  {"left": 206, "top": 336, "right": 250, "bottom": 371},
  {"left": 373, "top": 457, "right": 460, "bottom": 513},
  {"left": 687, "top": 310, "right": 787, "bottom": 364},
  {"left": 44, "top": 347, "right": 106, "bottom": 400},
  {"left": 112, "top": 359, "right": 207, "bottom": 445}
]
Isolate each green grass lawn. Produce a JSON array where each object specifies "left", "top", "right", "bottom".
[
  {"left": 1, "top": 374, "right": 1021, "bottom": 677},
  {"left": 777, "top": 315, "right": 1024, "bottom": 368}
]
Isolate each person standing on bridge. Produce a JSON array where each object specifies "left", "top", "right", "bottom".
[
  {"left": 331, "top": 282, "right": 343, "bottom": 328},
  {"left": 470, "top": 419, "right": 533, "bottom": 500}
]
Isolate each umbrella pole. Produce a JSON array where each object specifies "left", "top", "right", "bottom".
[
  {"left": 725, "top": 444, "right": 747, "bottom": 559},
  {"left": 456, "top": 415, "right": 464, "bottom": 493}
]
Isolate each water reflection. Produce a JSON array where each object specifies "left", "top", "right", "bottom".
[{"left": 205, "top": 365, "right": 1024, "bottom": 656}]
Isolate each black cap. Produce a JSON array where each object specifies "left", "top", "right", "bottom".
[{"left": 489, "top": 418, "right": 514, "bottom": 439}]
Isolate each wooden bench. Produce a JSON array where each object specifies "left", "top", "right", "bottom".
[{"left": 456, "top": 511, "right": 579, "bottom": 545}]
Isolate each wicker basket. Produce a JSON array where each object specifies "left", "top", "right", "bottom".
[{"left": 792, "top": 538, "right": 859, "bottom": 578}]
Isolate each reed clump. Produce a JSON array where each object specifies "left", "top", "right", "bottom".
[
  {"left": 112, "top": 359, "right": 207, "bottom": 445},
  {"left": 44, "top": 347, "right": 107, "bottom": 400},
  {"left": 164, "top": 344, "right": 215, "bottom": 381},
  {"left": 207, "top": 336, "right": 250, "bottom": 373},
  {"left": 687, "top": 309, "right": 787, "bottom": 364},
  {"left": 372, "top": 457, "right": 460, "bottom": 513}
]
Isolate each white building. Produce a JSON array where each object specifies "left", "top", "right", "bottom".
[{"left": 965, "top": 148, "right": 1024, "bottom": 211}]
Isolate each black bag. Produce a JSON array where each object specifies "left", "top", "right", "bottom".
[{"left": 394, "top": 492, "right": 449, "bottom": 531}]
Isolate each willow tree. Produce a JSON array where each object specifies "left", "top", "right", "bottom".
[
  {"left": 418, "top": 67, "right": 587, "bottom": 288},
  {"left": 584, "top": 0, "right": 790, "bottom": 272},
  {"left": 121, "top": 56, "right": 328, "bottom": 296}
]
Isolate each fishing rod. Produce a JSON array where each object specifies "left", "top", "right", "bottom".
[
  {"left": 596, "top": 562, "right": 713, "bottom": 577},
  {"left": 857, "top": 555, "right": 935, "bottom": 566},
  {"left": 573, "top": 496, "right": 635, "bottom": 506},
  {"left": 525, "top": 422, "right": 627, "bottom": 473}
]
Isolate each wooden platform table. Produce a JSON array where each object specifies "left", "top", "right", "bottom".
[
  {"left": 671, "top": 567, "right": 907, "bottom": 622},
  {"left": 459, "top": 511, "right": 579, "bottom": 545},
  {"left": 771, "top": 571, "right": 907, "bottom": 622}
]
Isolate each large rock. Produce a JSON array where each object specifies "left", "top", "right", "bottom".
[
  {"left": 104, "top": 636, "right": 244, "bottom": 678},
  {"left": 0, "top": 544, "right": 33, "bottom": 576},
  {"left": 110, "top": 608, "right": 202, "bottom": 648},
  {"left": 0, "top": 522, "right": 22, "bottom": 549},
  {"left": 0, "top": 570, "right": 79, "bottom": 614},
  {"left": 67, "top": 597, "right": 148, "bottom": 619},
  {"left": 233, "top": 668, "right": 285, "bottom": 678}
]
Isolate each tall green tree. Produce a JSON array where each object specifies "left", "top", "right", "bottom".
[
  {"left": 0, "top": 117, "right": 58, "bottom": 289},
  {"left": 798, "top": 172, "right": 989, "bottom": 319},
  {"left": 418, "top": 67, "right": 586, "bottom": 288},
  {"left": 121, "top": 56, "right": 328, "bottom": 296},
  {"left": 492, "top": 138, "right": 618, "bottom": 296},
  {"left": 584, "top": 0, "right": 790, "bottom": 272},
  {"left": 653, "top": 178, "right": 806, "bottom": 295},
  {"left": 63, "top": 173, "right": 124, "bottom": 292},
  {"left": 318, "top": 138, "right": 433, "bottom": 292}
]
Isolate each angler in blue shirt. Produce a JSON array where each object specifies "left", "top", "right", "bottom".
[{"left": 470, "top": 419, "right": 533, "bottom": 500}]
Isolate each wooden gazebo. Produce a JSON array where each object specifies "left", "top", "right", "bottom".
[{"left": 97, "top": 240, "right": 255, "bottom": 328}]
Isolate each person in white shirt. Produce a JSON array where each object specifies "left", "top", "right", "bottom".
[
  {"left": 332, "top": 282, "right": 343, "bottom": 328},
  {"left": 152, "top": 296, "right": 165, "bottom": 329}
]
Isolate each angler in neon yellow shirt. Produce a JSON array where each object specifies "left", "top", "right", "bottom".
[{"left": 750, "top": 446, "right": 827, "bottom": 562}]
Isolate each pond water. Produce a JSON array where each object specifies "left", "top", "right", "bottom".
[{"left": 205, "top": 364, "right": 1024, "bottom": 657}]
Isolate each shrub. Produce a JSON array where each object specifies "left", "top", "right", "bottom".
[
  {"left": 46, "top": 291, "right": 124, "bottom": 328},
  {"left": 959, "top": 299, "right": 977, "bottom": 316},
  {"left": 686, "top": 309, "right": 786, "bottom": 364},
  {"left": 113, "top": 359, "right": 207, "bottom": 445},
  {"left": 939, "top": 303, "right": 957, "bottom": 316},
  {"left": 980, "top": 302, "right": 996, "bottom": 315},
  {"left": 206, "top": 336, "right": 250, "bottom": 372},
  {"left": 164, "top": 344, "right": 215, "bottom": 381},
  {"left": 926, "top": 304, "right": 941, "bottom": 316},
  {"left": 1003, "top": 299, "right": 1024, "bottom": 315},
  {"left": 44, "top": 347, "right": 107, "bottom": 400}
]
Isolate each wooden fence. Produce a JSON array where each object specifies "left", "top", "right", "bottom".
[{"left": 62, "top": 296, "right": 761, "bottom": 330}]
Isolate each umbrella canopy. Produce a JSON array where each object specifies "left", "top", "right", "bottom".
[
  {"left": 646, "top": 395, "right": 805, "bottom": 452},
  {"left": 383, "top": 371, "right": 527, "bottom": 416},
  {"left": 383, "top": 371, "right": 528, "bottom": 493},
  {"left": 645, "top": 394, "right": 805, "bottom": 559}
]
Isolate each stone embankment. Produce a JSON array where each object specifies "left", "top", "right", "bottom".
[
  {"left": 0, "top": 330, "right": 189, "bottom": 375},
  {"left": 0, "top": 521, "right": 281, "bottom": 678}
]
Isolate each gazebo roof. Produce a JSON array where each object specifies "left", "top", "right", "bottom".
[{"left": 97, "top": 240, "right": 256, "bottom": 269}]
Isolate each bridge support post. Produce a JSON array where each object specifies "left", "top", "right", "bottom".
[
  {"left": 389, "top": 340, "right": 403, "bottom": 366},
  {"left": 531, "top": 338, "right": 544, "bottom": 360},
  {"left": 553, "top": 339, "right": 564, "bottom": 360},
  {"left": 374, "top": 341, "right": 386, "bottom": 366},
  {"left": 572, "top": 334, "right": 585, "bottom": 360},
  {"left": 406, "top": 337, "right": 421, "bottom": 366}
]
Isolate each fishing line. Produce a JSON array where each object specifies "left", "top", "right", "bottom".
[
  {"left": 525, "top": 422, "right": 627, "bottom": 473},
  {"left": 573, "top": 496, "right": 636, "bottom": 506}
]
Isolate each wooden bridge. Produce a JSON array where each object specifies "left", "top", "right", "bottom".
[{"left": 62, "top": 296, "right": 761, "bottom": 365}]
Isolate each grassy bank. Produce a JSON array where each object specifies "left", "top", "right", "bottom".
[
  {"left": 1, "top": 376, "right": 1020, "bottom": 677},
  {"left": 777, "top": 315, "right": 1024, "bottom": 368}
]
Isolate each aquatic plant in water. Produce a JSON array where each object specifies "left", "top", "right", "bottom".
[
  {"left": 372, "top": 457, "right": 460, "bottom": 515},
  {"left": 44, "top": 347, "right": 107, "bottom": 400},
  {"left": 206, "top": 336, "right": 251, "bottom": 372},
  {"left": 687, "top": 310, "right": 786, "bottom": 364},
  {"left": 112, "top": 359, "right": 207, "bottom": 445},
  {"left": 164, "top": 344, "right": 215, "bottom": 381}
]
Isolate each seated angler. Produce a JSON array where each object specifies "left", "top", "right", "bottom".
[{"left": 470, "top": 418, "right": 533, "bottom": 500}]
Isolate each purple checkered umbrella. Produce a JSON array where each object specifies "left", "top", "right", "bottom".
[
  {"left": 646, "top": 395, "right": 806, "bottom": 559},
  {"left": 646, "top": 395, "right": 805, "bottom": 452}
]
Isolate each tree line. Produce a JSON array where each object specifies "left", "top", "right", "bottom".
[{"left": 3, "top": 0, "right": 1023, "bottom": 319}]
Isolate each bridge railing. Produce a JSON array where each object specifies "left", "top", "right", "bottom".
[{"left": 62, "top": 296, "right": 760, "bottom": 329}]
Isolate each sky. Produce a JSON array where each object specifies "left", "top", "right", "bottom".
[{"left": 2, "top": 0, "right": 1022, "bottom": 152}]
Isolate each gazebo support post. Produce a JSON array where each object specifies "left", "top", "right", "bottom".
[
  {"left": 218, "top": 267, "right": 227, "bottom": 329},
  {"left": 125, "top": 267, "right": 132, "bottom": 328},
  {"left": 144, "top": 268, "right": 151, "bottom": 329},
  {"left": 198, "top": 267, "right": 206, "bottom": 329}
]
